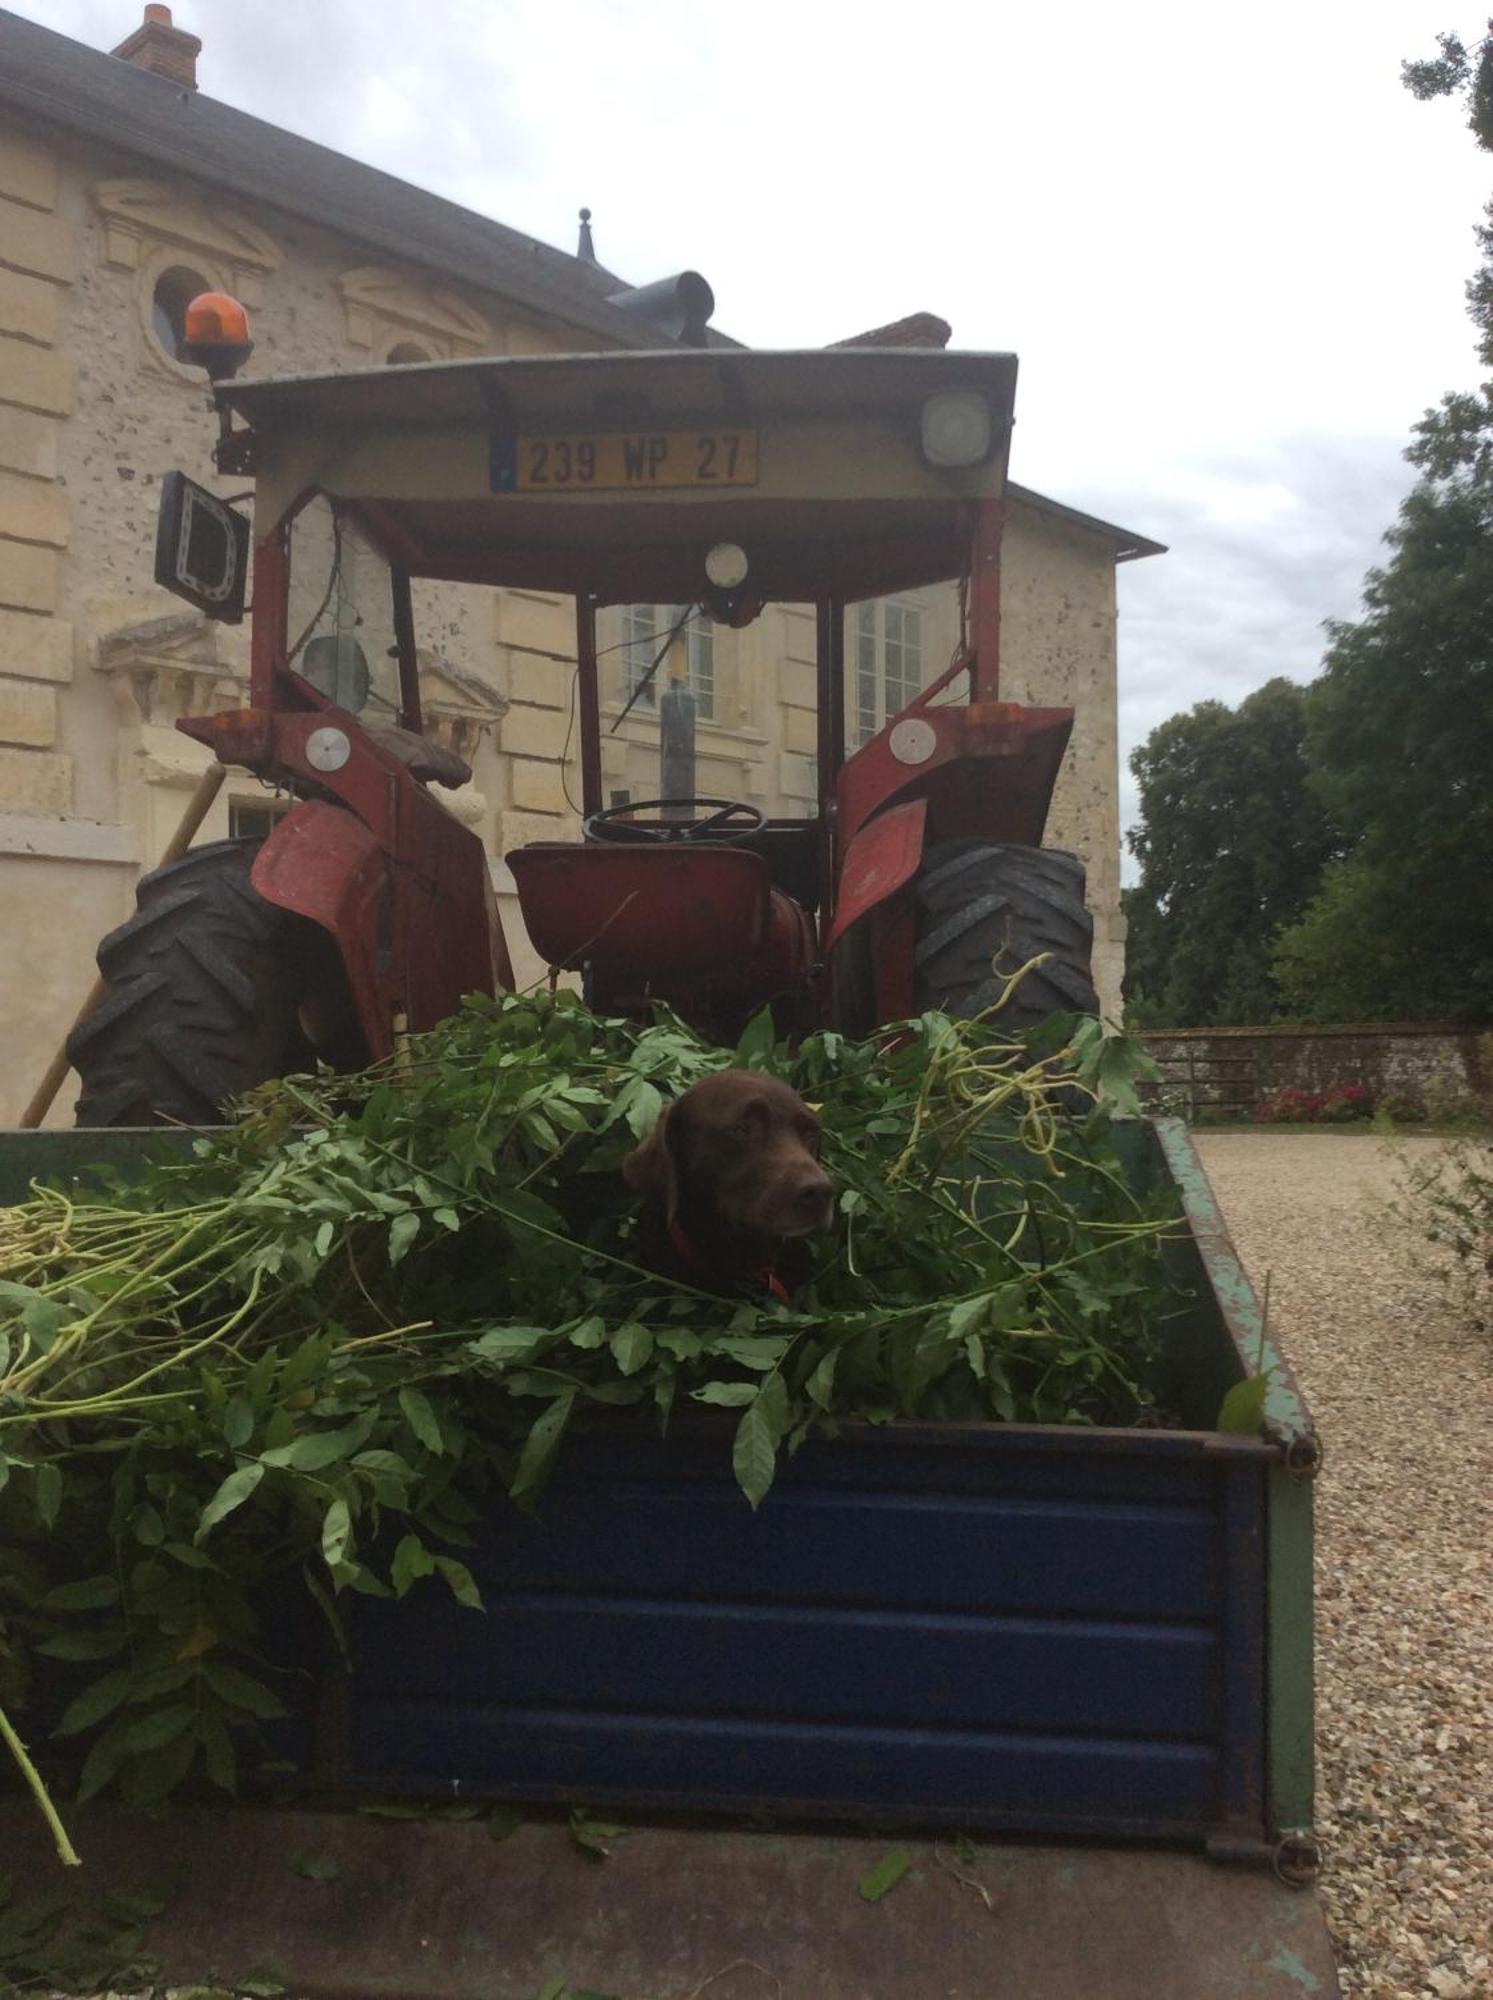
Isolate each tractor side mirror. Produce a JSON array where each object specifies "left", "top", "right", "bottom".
[{"left": 154, "top": 471, "right": 249, "bottom": 623}]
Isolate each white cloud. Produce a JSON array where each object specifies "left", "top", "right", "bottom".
[{"left": 14, "top": 0, "right": 1485, "bottom": 870}]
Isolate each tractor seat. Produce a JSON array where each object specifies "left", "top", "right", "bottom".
[
  {"left": 366, "top": 724, "right": 472, "bottom": 790},
  {"left": 508, "top": 842, "right": 771, "bottom": 981}
]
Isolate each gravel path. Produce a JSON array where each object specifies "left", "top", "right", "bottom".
[{"left": 1196, "top": 1133, "right": 1492, "bottom": 2000}]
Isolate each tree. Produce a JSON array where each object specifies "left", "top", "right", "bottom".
[
  {"left": 1271, "top": 35, "right": 1493, "bottom": 1024},
  {"left": 1123, "top": 679, "right": 1335, "bottom": 1026},
  {"left": 1273, "top": 396, "right": 1493, "bottom": 1021}
]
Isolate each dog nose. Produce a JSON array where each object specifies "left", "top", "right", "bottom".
[{"left": 791, "top": 1169, "right": 835, "bottom": 1227}]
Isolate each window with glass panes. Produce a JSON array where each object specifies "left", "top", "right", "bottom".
[
  {"left": 619, "top": 606, "right": 715, "bottom": 719},
  {"left": 855, "top": 598, "right": 923, "bottom": 745}
]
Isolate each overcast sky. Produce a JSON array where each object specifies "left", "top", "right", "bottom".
[{"left": 17, "top": 0, "right": 1493, "bottom": 862}]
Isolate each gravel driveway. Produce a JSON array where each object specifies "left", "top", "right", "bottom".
[{"left": 1196, "top": 1133, "right": 1491, "bottom": 2000}]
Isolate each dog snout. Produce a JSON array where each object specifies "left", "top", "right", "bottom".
[{"left": 782, "top": 1162, "right": 835, "bottom": 1235}]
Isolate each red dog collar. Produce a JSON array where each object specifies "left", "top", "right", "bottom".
[{"left": 668, "top": 1218, "right": 791, "bottom": 1306}]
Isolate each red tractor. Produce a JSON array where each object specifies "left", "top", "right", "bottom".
[{"left": 70, "top": 299, "right": 1098, "bottom": 1125}]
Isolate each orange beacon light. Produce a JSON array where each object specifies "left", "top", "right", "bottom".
[{"left": 181, "top": 291, "right": 254, "bottom": 380}]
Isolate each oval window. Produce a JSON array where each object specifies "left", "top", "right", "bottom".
[{"left": 152, "top": 265, "right": 210, "bottom": 361}]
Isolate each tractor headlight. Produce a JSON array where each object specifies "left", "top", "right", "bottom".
[
  {"left": 920, "top": 391, "right": 993, "bottom": 468},
  {"left": 705, "top": 541, "right": 749, "bottom": 590}
]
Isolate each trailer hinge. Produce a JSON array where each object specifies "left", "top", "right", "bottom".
[
  {"left": 1273, "top": 1830, "right": 1323, "bottom": 1888},
  {"left": 1268, "top": 1426, "right": 1324, "bottom": 1482}
]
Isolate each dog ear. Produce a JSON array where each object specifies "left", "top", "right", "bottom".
[{"left": 623, "top": 1103, "right": 676, "bottom": 1212}]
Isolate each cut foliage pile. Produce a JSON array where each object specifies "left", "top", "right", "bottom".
[{"left": 0, "top": 991, "right": 1173, "bottom": 1843}]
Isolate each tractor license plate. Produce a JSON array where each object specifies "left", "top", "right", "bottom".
[{"left": 512, "top": 429, "right": 758, "bottom": 492}]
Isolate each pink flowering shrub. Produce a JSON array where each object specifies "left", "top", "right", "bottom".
[{"left": 1254, "top": 1082, "right": 1372, "bottom": 1123}]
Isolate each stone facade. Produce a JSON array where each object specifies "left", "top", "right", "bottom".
[{"left": 0, "top": 18, "right": 1151, "bottom": 1125}]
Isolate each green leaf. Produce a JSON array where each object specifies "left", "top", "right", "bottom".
[
  {"left": 857, "top": 1847, "right": 911, "bottom": 1901},
  {"left": 610, "top": 1321, "right": 654, "bottom": 1376},
  {"left": 947, "top": 1294, "right": 990, "bottom": 1340},
  {"left": 53, "top": 1668, "right": 137, "bottom": 1739},
  {"left": 567, "top": 1315, "right": 607, "bottom": 1350},
  {"left": 199, "top": 1711, "right": 237, "bottom": 1795},
  {"left": 690, "top": 1381, "right": 760, "bottom": 1407},
  {"left": 569, "top": 1806, "right": 629, "bottom": 1858},
  {"left": 387, "top": 1211, "right": 421, "bottom": 1265},
  {"left": 162, "top": 1540, "right": 218, "bottom": 1570},
  {"left": 0, "top": 1280, "right": 66, "bottom": 1352},
  {"left": 352, "top": 1449, "right": 414, "bottom": 1480},
  {"left": 195, "top": 1462, "right": 264, "bottom": 1543},
  {"left": 391, "top": 1534, "right": 436, "bottom": 1598},
  {"left": 732, "top": 1395, "right": 780, "bottom": 1508},
  {"left": 805, "top": 1349, "right": 838, "bottom": 1409},
  {"left": 37, "top": 1628, "right": 129, "bottom": 1662},
  {"left": 656, "top": 1328, "right": 702, "bottom": 1359},
  {"left": 398, "top": 1385, "right": 445, "bottom": 1454},
  {"left": 288, "top": 1850, "right": 340, "bottom": 1882},
  {"left": 435, "top": 1555, "right": 483, "bottom": 1610},
  {"left": 259, "top": 1414, "right": 375, "bottom": 1471},
  {"left": 1216, "top": 1372, "right": 1270, "bottom": 1435},
  {"left": 469, "top": 1325, "right": 554, "bottom": 1366},
  {"left": 124, "top": 1702, "right": 196, "bottom": 1754},
  {"left": 34, "top": 1461, "right": 61, "bottom": 1529},
  {"left": 76, "top": 1715, "right": 134, "bottom": 1804},
  {"left": 202, "top": 1660, "right": 286, "bottom": 1720},
  {"left": 510, "top": 1392, "right": 575, "bottom": 1505},
  {"left": 101, "top": 1885, "right": 170, "bottom": 1922},
  {"left": 616, "top": 1076, "right": 663, "bottom": 1139},
  {"left": 222, "top": 1394, "right": 256, "bottom": 1449},
  {"left": 492, "top": 1187, "right": 568, "bottom": 1237},
  {"left": 707, "top": 1333, "right": 791, "bottom": 1372},
  {"left": 733, "top": 1005, "right": 777, "bottom": 1069},
  {"left": 41, "top": 1573, "right": 120, "bottom": 1612},
  {"left": 321, "top": 1497, "right": 352, "bottom": 1568}
]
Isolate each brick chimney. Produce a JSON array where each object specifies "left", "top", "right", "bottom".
[{"left": 111, "top": 5, "right": 201, "bottom": 89}]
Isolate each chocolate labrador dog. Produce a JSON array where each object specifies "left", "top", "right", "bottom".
[{"left": 623, "top": 1070, "right": 835, "bottom": 1301}]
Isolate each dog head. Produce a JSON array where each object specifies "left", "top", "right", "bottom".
[{"left": 623, "top": 1069, "right": 835, "bottom": 1244}]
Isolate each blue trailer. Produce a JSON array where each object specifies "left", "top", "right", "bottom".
[{"left": 0, "top": 1117, "right": 1338, "bottom": 1997}]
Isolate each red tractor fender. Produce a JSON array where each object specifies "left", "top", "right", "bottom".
[
  {"left": 250, "top": 800, "right": 392, "bottom": 1060},
  {"left": 823, "top": 798, "right": 927, "bottom": 956},
  {"left": 835, "top": 700, "right": 1075, "bottom": 857}
]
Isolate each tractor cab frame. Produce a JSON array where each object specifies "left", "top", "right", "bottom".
[{"left": 72, "top": 340, "right": 1097, "bottom": 1123}]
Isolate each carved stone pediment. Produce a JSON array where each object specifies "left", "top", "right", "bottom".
[
  {"left": 92, "top": 179, "right": 282, "bottom": 305},
  {"left": 94, "top": 610, "right": 242, "bottom": 723},
  {"left": 337, "top": 264, "right": 489, "bottom": 358},
  {"left": 419, "top": 652, "right": 508, "bottom": 757}
]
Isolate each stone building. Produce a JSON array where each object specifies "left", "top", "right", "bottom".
[{"left": 0, "top": 3, "right": 1161, "bottom": 1124}]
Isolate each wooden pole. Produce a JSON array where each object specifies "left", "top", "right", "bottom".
[{"left": 17, "top": 762, "right": 227, "bottom": 1130}]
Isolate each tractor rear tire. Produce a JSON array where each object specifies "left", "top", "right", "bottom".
[
  {"left": 69, "top": 839, "right": 326, "bottom": 1127},
  {"left": 912, "top": 840, "right": 1100, "bottom": 1029}
]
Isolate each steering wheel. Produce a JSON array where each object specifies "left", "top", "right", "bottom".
[{"left": 583, "top": 797, "right": 766, "bottom": 845}]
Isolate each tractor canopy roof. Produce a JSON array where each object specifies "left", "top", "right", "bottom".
[{"left": 220, "top": 347, "right": 1017, "bottom": 606}]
